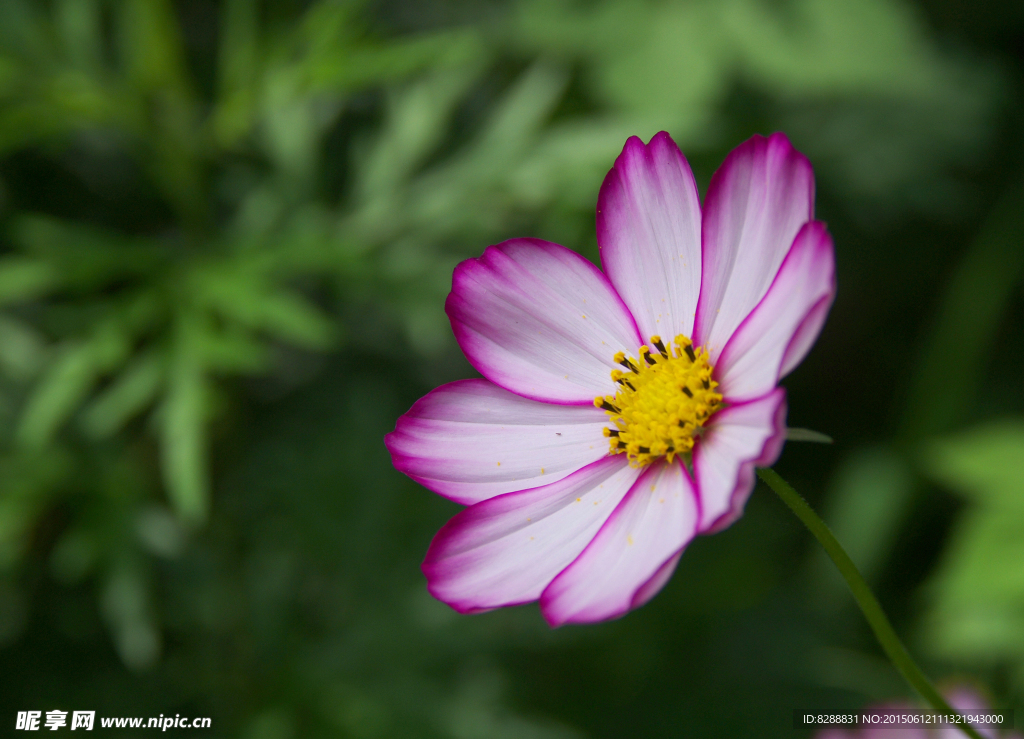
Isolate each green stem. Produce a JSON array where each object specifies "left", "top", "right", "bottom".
[{"left": 757, "top": 468, "right": 984, "bottom": 739}]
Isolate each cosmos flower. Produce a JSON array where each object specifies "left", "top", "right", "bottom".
[{"left": 386, "top": 132, "right": 836, "bottom": 625}]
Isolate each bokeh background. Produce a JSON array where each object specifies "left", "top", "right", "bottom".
[{"left": 0, "top": 0, "right": 1021, "bottom": 736}]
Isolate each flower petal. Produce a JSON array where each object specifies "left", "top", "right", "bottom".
[
  {"left": 715, "top": 221, "right": 835, "bottom": 402},
  {"left": 630, "top": 551, "right": 682, "bottom": 610},
  {"left": 422, "top": 455, "right": 640, "bottom": 613},
  {"left": 597, "top": 132, "right": 702, "bottom": 341},
  {"left": 386, "top": 379, "right": 610, "bottom": 505},
  {"left": 695, "top": 388, "right": 787, "bottom": 533},
  {"left": 695, "top": 133, "right": 815, "bottom": 358},
  {"left": 447, "top": 238, "right": 642, "bottom": 404},
  {"left": 540, "top": 460, "right": 698, "bottom": 625}
]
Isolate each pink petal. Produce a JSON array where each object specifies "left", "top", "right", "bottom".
[
  {"left": 386, "top": 379, "right": 610, "bottom": 505},
  {"left": 780, "top": 287, "right": 834, "bottom": 379},
  {"left": 422, "top": 455, "right": 640, "bottom": 613},
  {"left": 938, "top": 689, "right": 1000, "bottom": 739},
  {"left": 715, "top": 221, "right": 835, "bottom": 402},
  {"left": 695, "top": 133, "right": 815, "bottom": 359},
  {"left": 540, "top": 460, "right": 698, "bottom": 625},
  {"left": 695, "top": 388, "right": 787, "bottom": 533},
  {"left": 630, "top": 551, "right": 682, "bottom": 610},
  {"left": 597, "top": 132, "right": 702, "bottom": 341},
  {"left": 447, "top": 239, "right": 642, "bottom": 404}
]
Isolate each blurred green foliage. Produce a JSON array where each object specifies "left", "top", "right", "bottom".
[
  {"left": 921, "top": 422, "right": 1024, "bottom": 689},
  {"left": 0, "top": 0, "right": 1020, "bottom": 736}
]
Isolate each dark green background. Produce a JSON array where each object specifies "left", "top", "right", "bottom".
[{"left": 0, "top": 1, "right": 1022, "bottom": 736}]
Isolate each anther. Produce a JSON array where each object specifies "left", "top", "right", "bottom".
[
  {"left": 600, "top": 337, "right": 721, "bottom": 468},
  {"left": 614, "top": 352, "right": 639, "bottom": 373}
]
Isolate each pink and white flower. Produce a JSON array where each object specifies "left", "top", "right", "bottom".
[{"left": 386, "top": 132, "right": 836, "bottom": 625}]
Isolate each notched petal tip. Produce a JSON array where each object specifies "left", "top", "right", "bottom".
[
  {"left": 598, "top": 131, "right": 702, "bottom": 342},
  {"left": 696, "top": 131, "right": 817, "bottom": 354}
]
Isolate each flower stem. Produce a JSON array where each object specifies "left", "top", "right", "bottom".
[{"left": 756, "top": 468, "right": 984, "bottom": 739}]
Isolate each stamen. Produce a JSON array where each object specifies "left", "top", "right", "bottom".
[
  {"left": 598, "top": 336, "right": 722, "bottom": 468},
  {"left": 614, "top": 351, "right": 640, "bottom": 373}
]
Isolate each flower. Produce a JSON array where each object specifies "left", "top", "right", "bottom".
[
  {"left": 813, "top": 687, "right": 1020, "bottom": 739},
  {"left": 386, "top": 132, "right": 836, "bottom": 625}
]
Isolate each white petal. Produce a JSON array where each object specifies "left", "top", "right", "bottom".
[
  {"left": 423, "top": 456, "right": 639, "bottom": 612},
  {"left": 715, "top": 221, "right": 835, "bottom": 402},
  {"left": 540, "top": 460, "right": 698, "bottom": 625},
  {"left": 597, "top": 132, "right": 702, "bottom": 341},
  {"left": 695, "top": 133, "right": 815, "bottom": 360},
  {"left": 386, "top": 379, "right": 610, "bottom": 504},
  {"left": 695, "top": 389, "right": 787, "bottom": 533},
  {"left": 447, "top": 239, "right": 642, "bottom": 404},
  {"left": 630, "top": 551, "right": 682, "bottom": 610}
]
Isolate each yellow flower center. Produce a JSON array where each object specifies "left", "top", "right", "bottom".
[{"left": 594, "top": 335, "right": 723, "bottom": 468}]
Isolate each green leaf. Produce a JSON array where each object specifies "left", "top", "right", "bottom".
[
  {"left": 158, "top": 316, "right": 208, "bottom": 523},
  {"left": 80, "top": 350, "right": 166, "bottom": 440},
  {"left": 16, "top": 324, "right": 130, "bottom": 449},
  {"left": 218, "top": 0, "right": 259, "bottom": 97},
  {"left": 306, "top": 32, "right": 481, "bottom": 94},
  {"left": 197, "top": 325, "right": 270, "bottom": 374},
  {"left": 901, "top": 184, "right": 1024, "bottom": 439},
  {"left": 358, "top": 65, "right": 481, "bottom": 201},
  {"left": 785, "top": 427, "right": 834, "bottom": 443},
  {"left": 99, "top": 556, "right": 160, "bottom": 670},
  {"left": 0, "top": 257, "right": 56, "bottom": 305},
  {"left": 0, "top": 449, "right": 72, "bottom": 570},
  {"left": 0, "top": 0, "right": 53, "bottom": 67},
  {"left": 195, "top": 267, "right": 334, "bottom": 350},
  {"left": 0, "top": 316, "right": 46, "bottom": 381},
  {"left": 920, "top": 421, "right": 1024, "bottom": 683},
  {"left": 54, "top": 0, "right": 104, "bottom": 72},
  {"left": 116, "top": 0, "right": 190, "bottom": 97},
  {"left": 924, "top": 421, "right": 1024, "bottom": 510},
  {"left": 809, "top": 447, "right": 914, "bottom": 607},
  {"left": 10, "top": 216, "right": 167, "bottom": 291},
  {"left": 211, "top": 0, "right": 260, "bottom": 147}
]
